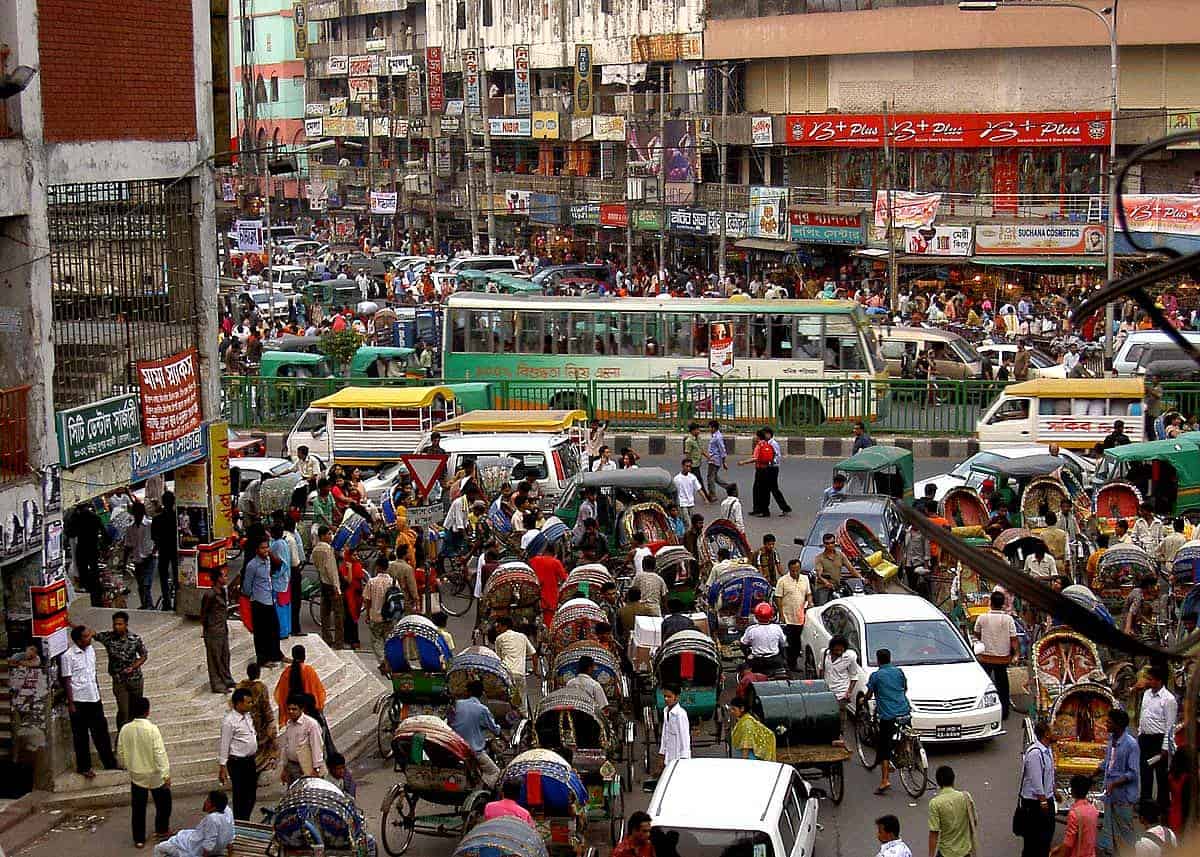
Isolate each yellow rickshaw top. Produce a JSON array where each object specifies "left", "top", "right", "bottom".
[
  {"left": 309, "top": 385, "right": 456, "bottom": 410},
  {"left": 1003, "top": 377, "right": 1145, "bottom": 399},
  {"left": 433, "top": 409, "right": 587, "bottom": 434}
]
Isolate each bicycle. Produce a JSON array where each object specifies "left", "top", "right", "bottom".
[
  {"left": 436, "top": 551, "right": 475, "bottom": 617},
  {"left": 854, "top": 708, "right": 929, "bottom": 798}
]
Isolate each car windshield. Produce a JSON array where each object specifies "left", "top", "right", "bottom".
[
  {"left": 651, "top": 828, "right": 773, "bottom": 857},
  {"left": 267, "top": 461, "right": 298, "bottom": 478},
  {"left": 866, "top": 619, "right": 973, "bottom": 666},
  {"left": 950, "top": 338, "right": 980, "bottom": 365},
  {"left": 1029, "top": 350, "right": 1055, "bottom": 369}
]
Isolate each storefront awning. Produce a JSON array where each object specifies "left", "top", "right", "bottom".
[
  {"left": 897, "top": 254, "right": 972, "bottom": 265},
  {"left": 970, "top": 255, "right": 1105, "bottom": 267},
  {"left": 734, "top": 238, "right": 800, "bottom": 253}
]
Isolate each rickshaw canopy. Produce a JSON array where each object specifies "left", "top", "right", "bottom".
[
  {"left": 309, "top": 384, "right": 456, "bottom": 410},
  {"left": 832, "top": 445, "right": 914, "bottom": 502},
  {"left": 258, "top": 351, "right": 331, "bottom": 378},
  {"left": 576, "top": 466, "right": 672, "bottom": 493},
  {"left": 1003, "top": 377, "right": 1145, "bottom": 399},
  {"left": 348, "top": 346, "right": 418, "bottom": 378},
  {"left": 969, "top": 454, "right": 1065, "bottom": 481},
  {"left": 457, "top": 269, "right": 543, "bottom": 294}
]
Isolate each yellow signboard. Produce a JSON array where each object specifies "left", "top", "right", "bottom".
[
  {"left": 208, "top": 421, "right": 234, "bottom": 540},
  {"left": 532, "top": 111, "right": 560, "bottom": 140}
]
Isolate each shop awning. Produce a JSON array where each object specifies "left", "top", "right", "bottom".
[
  {"left": 734, "top": 238, "right": 800, "bottom": 253},
  {"left": 970, "top": 255, "right": 1105, "bottom": 267},
  {"left": 896, "top": 254, "right": 972, "bottom": 265}
]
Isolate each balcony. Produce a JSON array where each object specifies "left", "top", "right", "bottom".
[
  {"left": 0, "top": 385, "right": 31, "bottom": 485},
  {"left": 787, "top": 186, "right": 1106, "bottom": 221}
]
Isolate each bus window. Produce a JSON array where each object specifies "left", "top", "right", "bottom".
[
  {"left": 451, "top": 309, "right": 467, "bottom": 352},
  {"left": 545, "top": 311, "right": 570, "bottom": 354},
  {"left": 1039, "top": 398, "right": 1070, "bottom": 416},
  {"left": 570, "top": 312, "right": 594, "bottom": 354},
  {"left": 694, "top": 318, "right": 710, "bottom": 354},
  {"left": 665, "top": 313, "right": 694, "bottom": 357},
  {"left": 794, "top": 315, "right": 823, "bottom": 360},
  {"left": 825, "top": 314, "right": 867, "bottom": 371},
  {"left": 516, "top": 310, "right": 542, "bottom": 353},
  {"left": 770, "top": 316, "right": 793, "bottom": 359},
  {"left": 498, "top": 310, "right": 517, "bottom": 352},
  {"left": 596, "top": 311, "right": 620, "bottom": 355},
  {"left": 749, "top": 315, "right": 770, "bottom": 359},
  {"left": 467, "top": 309, "right": 495, "bottom": 353}
]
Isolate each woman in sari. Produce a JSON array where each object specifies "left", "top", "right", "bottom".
[
  {"left": 236, "top": 661, "right": 279, "bottom": 773},
  {"left": 274, "top": 644, "right": 327, "bottom": 726},
  {"left": 339, "top": 546, "right": 365, "bottom": 650},
  {"left": 728, "top": 696, "right": 776, "bottom": 762}
]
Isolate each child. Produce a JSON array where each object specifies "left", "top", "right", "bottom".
[
  {"left": 328, "top": 752, "right": 356, "bottom": 798},
  {"left": 432, "top": 611, "right": 455, "bottom": 651}
]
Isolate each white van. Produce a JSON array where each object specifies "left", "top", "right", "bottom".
[
  {"left": 446, "top": 255, "right": 522, "bottom": 275},
  {"left": 1113, "top": 330, "right": 1200, "bottom": 375},
  {"left": 436, "top": 434, "right": 583, "bottom": 508},
  {"left": 977, "top": 378, "right": 1144, "bottom": 449},
  {"left": 649, "top": 758, "right": 819, "bottom": 857}
]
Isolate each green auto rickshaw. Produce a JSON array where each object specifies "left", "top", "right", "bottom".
[
  {"left": 456, "top": 270, "right": 543, "bottom": 294},
  {"left": 555, "top": 467, "right": 675, "bottom": 556},
  {"left": 303, "top": 276, "right": 362, "bottom": 307},
  {"left": 348, "top": 346, "right": 422, "bottom": 379},
  {"left": 1092, "top": 437, "right": 1200, "bottom": 517},
  {"left": 259, "top": 351, "right": 333, "bottom": 378},
  {"left": 832, "top": 445, "right": 914, "bottom": 504}
]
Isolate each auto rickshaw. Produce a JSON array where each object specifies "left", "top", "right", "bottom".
[
  {"left": 457, "top": 269, "right": 544, "bottom": 295},
  {"left": 258, "top": 351, "right": 332, "bottom": 379},
  {"left": 554, "top": 468, "right": 676, "bottom": 557},
  {"left": 832, "top": 445, "right": 914, "bottom": 504},
  {"left": 1092, "top": 438, "right": 1200, "bottom": 518},
  {"left": 348, "top": 346, "right": 423, "bottom": 379},
  {"left": 303, "top": 276, "right": 362, "bottom": 307},
  {"left": 969, "top": 455, "right": 1080, "bottom": 526}
]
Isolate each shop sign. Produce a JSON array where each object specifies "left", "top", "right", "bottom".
[
  {"left": 348, "top": 76, "right": 376, "bottom": 103},
  {"left": 634, "top": 208, "right": 662, "bottom": 232},
  {"left": 373, "top": 116, "right": 391, "bottom": 137},
  {"left": 630, "top": 33, "right": 702, "bottom": 62},
  {"left": 748, "top": 187, "right": 787, "bottom": 239},
  {"left": 435, "top": 138, "right": 452, "bottom": 177},
  {"left": 234, "top": 219, "right": 264, "bottom": 252},
  {"left": 130, "top": 423, "right": 209, "bottom": 482},
  {"left": 305, "top": 102, "right": 329, "bottom": 117},
  {"left": 348, "top": 54, "right": 380, "bottom": 76},
  {"left": 440, "top": 115, "right": 460, "bottom": 135},
  {"left": 751, "top": 116, "right": 773, "bottom": 147},
  {"left": 371, "top": 191, "right": 398, "bottom": 214},
  {"left": 715, "top": 210, "right": 748, "bottom": 239},
  {"left": 571, "top": 117, "right": 592, "bottom": 141},
  {"left": 505, "top": 189, "right": 531, "bottom": 215},
  {"left": 664, "top": 182, "right": 694, "bottom": 206},
  {"left": 903, "top": 225, "right": 972, "bottom": 256},
  {"left": 513, "top": 45, "right": 531, "bottom": 115},
  {"left": 56, "top": 393, "right": 142, "bottom": 468},
  {"left": 489, "top": 117, "right": 531, "bottom": 137},
  {"left": 600, "top": 203, "right": 628, "bottom": 228},
  {"left": 570, "top": 202, "right": 601, "bottom": 226},
  {"left": 975, "top": 223, "right": 1106, "bottom": 255},
  {"left": 328, "top": 97, "right": 348, "bottom": 116},
  {"left": 530, "top": 193, "right": 561, "bottom": 224},
  {"left": 406, "top": 67, "right": 424, "bottom": 115},
  {"left": 136, "top": 348, "right": 201, "bottom": 446},
  {"left": 592, "top": 115, "right": 626, "bottom": 142},
  {"left": 874, "top": 191, "right": 941, "bottom": 228},
  {"left": 462, "top": 48, "right": 481, "bottom": 113},
  {"left": 1122, "top": 195, "right": 1200, "bottom": 237},
  {"left": 789, "top": 210, "right": 865, "bottom": 246},
  {"left": 327, "top": 55, "right": 348, "bottom": 75},
  {"left": 425, "top": 47, "right": 444, "bottom": 113},
  {"left": 1165, "top": 111, "right": 1200, "bottom": 149},
  {"left": 387, "top": 54, "right": 413, "bottom": 76},
  {"left": 393, "top": 118, "right": 410, "bottom": 138},
  {"left": 531, "top": 111, "right": 560, "bottom": 140},
  {"left": 784, "top": 111, "right": 1110, "bottom": 148},
  {"left": 304, "top": 118, "right": 323, "bottom": 138},
  {"left": 573, "top": 45, "right": 593, "bottom": 118},
  {"left": 365, "top": 36, "right": 386, "bottom": 52},
  {"left": 208, "top": 422, "right": 234, "bottom": 540},
  {"left": 668, "top": 208, "right": 709, "bottom": 235}
]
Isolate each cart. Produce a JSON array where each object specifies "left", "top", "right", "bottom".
[
  {"left": 448, "top": 645, "right": 532, "bottom": 765},
  {"left": 775, "top": 745, "right": 850, "bottom": 805},
  {"left": 270, "top": 776, "right": 377, "bottom": 856},
  {"left": 499, "top": 750, "right": 590, "bottom": 857},
  {"left": 452, "top": 817, "right": 550, "bottom": 857},
  {"left": 375, "top": 615, "right": 453, "bottom": 759},
  {"left": 643, "top": 630, "right": 725, "bottom": 770}
]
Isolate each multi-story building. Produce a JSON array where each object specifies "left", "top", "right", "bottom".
[{"left": 1, "top": 0, "right": 221, "bottom": 792}]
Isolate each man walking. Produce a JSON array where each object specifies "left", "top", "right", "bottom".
[
  {"left": 199, "top": 567, "right": 235, "bottom": 693},
  {"left": 762, "top": 428, "right": 792, "bottom": 516},
  {"left": 1098, "top": 708, "right": 1140, "bottom": 855},
  {"left": 124, "top": 502, "right": 157, "bottom": 609},
  {"left": 927, "top": 766, "right": 977, "bottom": 857},
  {"left": 280, "top": 695, "right": 325, "bottom": 785},
  {"left": 312, "top": 525, "right": 344, "bottom": 648},
  {"left": 1018, "top": 720, "right": 1057, "bottom": 857},
  {"left": 363, "top": 556, "right": 397, "bottom": 664},
  {"left": 774, "top": 559, "right": 811, "bottom": 672},
  {"left": 61, "top": 624, "right": 118, "bottom": 778},
  {"left": 94, "top": 611, "right": 148, "bottom": 731},
  {"left": 706, "top": 420, "right": 732, "bottom": 498},
  {"left": 242, "top": 538, "right": 284, "bottom": 667},
  {"left": 117, "top": 696, "right": 172, "bottom": 849},
  {"left": 1136, "top": 664, "right": 1176, "bottom": 811},
  {"left": 150, "top": 490, "right": 178, "bottom": 611},
  {"left": 218, "top": 688, "right": 259, "bottom": 821},
  {"left": 672, "top": 458, "right": 709, "bottom": 523},
  {"left": 972, "top": 591, "right": 1017, "bottom": 720}
]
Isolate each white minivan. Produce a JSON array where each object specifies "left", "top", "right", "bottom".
[
  {"left": 446, "top": 255, "right": 522, "bottom": 275},
  {"left": 1113, "top": 330, "right": 1200, "bottom": 375},
  {"left": 435, "top": 434, "right": 583, "bottom": 508},
  {"left": 649, "top": 758, "right": 819, "bottom": 857}
]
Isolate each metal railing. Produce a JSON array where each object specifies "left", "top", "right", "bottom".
[
  {"left": 787, "top": 186, "right": 1105, "bottom": 221},
  {"left": 0, "top": 386, "right": 31, "bottom": 485}
]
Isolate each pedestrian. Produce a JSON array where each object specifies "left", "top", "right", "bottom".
[
  {"left": 70, "top": 503, "right": 107, "bottom": 606},
  {"left": 94, "top": 611, "right": 149, "bottom": 731},
  {"left": 739, "top": 429, "right": 774, "bottom": 517},
  {"left": 653, "top": 684, "right": 690, "bottom": 782},
  {"left": 338, "top": 546, "right": 365, "bottom": 650},
  {"left": 874, "top": 814, "right": 913, "bottom": 857},
  {"left": 124, "top": 502, "right": 157, "bottom": 609},
  {"left": 821, "top": 474, "right": 847, "bottom": 509},
  {"left": 672, "top": 458, "right": 709, "bottom": 522},
  {"left": 279, "top": 695, "right": 326, "bottom": 785},
  {"left": 493, "top": 615, "right": 537, "bottom": 708},
  {"left": 617, "top": 587, "right": 655, "bottom": 645},
  {"left": 152, "top": 790, "right": 234, "bottom": 857},
  {"left": 274, "top": 645, "right": 326, "bottom": 727},
  {"left": 269, "top": 523, "right": 293, "bottom": 639},
  {"left": 1137, "top": 664, "right": 1176, "bottom": 811},
  {"left": 585, "top": 419, "right": 606, "bottom": 470},
  {"left": 706, "top": 420, "right": 732, "bottom": 498},
  {"left": 387, "top": 543, "right": 420, "bottom": 615},
  {"left": 328, "top": 751, "right": 357, "bottom": 798},
  {"left": 362, "top": 556, "right": 396, "bottom": 664},
  {"left": 751, "top": 533, "right": 784, "bottom": 585},
  {"left": 150, "top": 490, "right": 178, "bottom": 611},
  {"left": 529, "top": 541, "right": 567, "bottom": 628},
  {"left": 1018, "top": 720, "right": 1057, "bottom": 857},
  {"left": 683, "top": 422, "right": 705, "bottom": 482},
  {"left": 864, "top": 647, "right": 909, "bottom": 795},
  {"left": 449, "top": 679, "right": 502, "bottom": 786},
  {"left": 762, "top": 428, "right": 792, "bottom": 516},
  {"left": 972, "top": 590, "right": 1017, "bottom": 720},
  {"left": 1134, "top": 800, "right": 1178, "bottom": 855},
  {"left": 199, "top": 567, "right": 235, "bottom": 693},
  {"left": 311, "top": 525, "right": 344, "bottom": 648},
  {"left": 612, "top": 811, "right": 654, "bottom": 857},
  {"left": 812, "top": 533, "right": 860, "bottom": 606},
  {"left": 218, "top": 687, "right": 259, "bottom": 821},
  {"left": 1099, "top": 708, "right": 1140, "bottom": 856},
  {"left": 485, "top": 778, "right": 535, "bottom": 827},
  {"left": 235, "top": 661, "right": 278, "bottom": 774},
  {"left": 719, "top": 483, "right": 745, "bottom": 533},
  {"left": 242, "top": 538, "right": 285, "bottom": 666},
  {"left": 117, "top": 696, "right": 171, "bottom": 849},
  {"left": 820, "top": 635, "right": 860, "bottom": 739},
  {"left": 295, "top": 444, "right": 321, "bottom": 482},
  {"left": 60, "top": 624, "right": 118, "bottom": 778},
  {"left": 928, "top": 765, "right": 978, "bottom": 857},
  {"left": 774, "top": 559, "right": 811, "bottom": 671},
  {"left": 728, "top": 696, "right": 776, "bottom": 761},
  {"left": 1166, "top": 747, "right": 1193, "bottom": 836},
  {"left": 852, "top": 421, "right": 875, "bottom": 454},
  {"left": 1050, "top": 775, "right": 1099, "bottom": 857}
]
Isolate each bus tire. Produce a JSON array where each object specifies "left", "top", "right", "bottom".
[
  {"left": 550, "top": 391, "right": 588, "bottom": 411},
  {"left": 778, "top": 395, "right": 824, "bottom": 429}
]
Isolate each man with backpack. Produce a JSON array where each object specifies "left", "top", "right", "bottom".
[
  {"left": 362, "top": 557, "right": 400, "bottom": 668},
  {"left": 1134, "top": 799, "right": 1177, "bottom": 855}
]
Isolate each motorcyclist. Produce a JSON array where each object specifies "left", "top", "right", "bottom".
[{"left": 740, "top": 603, "right": 788, "bottom": 677}]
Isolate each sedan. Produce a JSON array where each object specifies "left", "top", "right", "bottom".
[
  {"left": 800, "top": 593, "right": 1003, "bottom": 743},
  {"left": 796, "top": 496, "right": 904, "bottom": 574}
]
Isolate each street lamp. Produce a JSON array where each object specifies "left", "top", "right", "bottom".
[{"left": 959, "top": 0, "right": 1120, "bottom": 361}]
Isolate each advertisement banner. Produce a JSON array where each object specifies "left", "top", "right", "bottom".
[
  {"left": 130, "top": 424, "right": 208, "bottom": 481},
  {"left": 304, "top": 117, "right": 323, "bottom": 138},
  {"left": 31, "top": 580, "right": 69, "bottom": 638},
  {"left": 629, "top": 33, "right": 702, "bottom": 62},
  {"left": 348, "top": 76, "right": 376, "bottom": 103},
  {"left": 663, "top": 119, "right": 700, "bottom": 182},
  {"left": 440, "top": 115, "right": 460, "bottom": 135},
  {"left": 1121, "top": 194, "right": 1200, "bottom": 237},
  {"left": 709, "top": 322, "right": 734, "bottom": 375},
  {"left": 293, "top": 2, "right": 307, "bottom": 57},
  {"left": 874, "top": 191, "right": 941, "bottom": 228},
  {"left": 514, "top": 45, "right": 531, "bottom": 115},
  {"left": 751, "top": 116, "right": 773, "bottom": 147},
  {"left": 387, "top": 54, "right": 413, "bottom": 76},
  {"left": 305, "top": 102, "right": 328, "bottom": 117},
  {"left": 668, "top": 208, "right": 709, "bottom": 235},
  {"left": 530, "top": 193, "right": 561, "bottom": 224},
  {"left": 370, "top": 191, "right": 398, "bottom": 214},
  {"left": 570, "top": 202, "right": 601, "bottom": 226},
  {"left": 903, "top": 225, "right": 973, "bottom": 256},
  {"left": 462, "top": 48, "right": 481, "bottom": 113},
  {"left": 234, "top": 220, "right": 263, "bottom": 252},
  {"left": 627, "top": 124, "right": 658, "bottom": 178},
  {"left": 505, "top": 189, "right": 531, "bottom": 215},
  {"left": 488, "top": 117, "right": 531, "bottom": 137},
  {"left": 207, "top": 422, "right": 233, "bottom": 540},
  {"left": 531, "top": 111, "right": 560, "bottom": 140},
  {"left": 348, "top": 54, "right": 379, "bottom": 76},
  {"left": 600, "top": 203, "right": 628, "bottom": 228},
  {"left": 425, "top": 47, "right": 444, "bottom": 113},
  {"left": 327, "top": 55, "right": 348, "bottom": 75},
  {"left": 748, "top": 187, "right": 787, "bottom": 239},
  {"left": 136, "top": 348, "right": 201, "bottom": 446},
  {"left": 789, "top": 210, "right": 865, "bottom": 246},
  {"left": 328, "top": 96, "right": 348, "bottom": 116},
  {"left": 573, "top": 44, "right": 593, "bottom": 118},
  {"left": 785, "top": 111, "right": 1110, "bottom": 148},
  {"left": 407, "top": 67, "right": 424, "bottom": 115},
  {"left": 592, "top": 115, "right": 626, "bottom": 142},
  {"left": 975, "top": 223, "right": 1106, "bottom": 255},
  {"left": 56, "top": 393, "right": 142, "bottom": 468},
  {"left": 435, "top": 138, "right": 452, "bottom": 177},
  {"left": 173, "top": 462, "right": 208, "bottom": 506},
  {"left": 634, "top": 208, "right": 663, "bottom": 232}
]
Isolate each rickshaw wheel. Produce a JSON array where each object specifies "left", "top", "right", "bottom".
[
  {"left": 463, "top": 793, "right": 488, "bottom": 834},
  {"left": 1109, "top": 661, "right": 1138, "bottom": 707},
  {"left": 609, "top": 786, "right": 626, "bottom": 845},
  {"left": 377, "top": 695, "right": 401, "bottom": 760},
  {"left": 829, "top": 762, "right": 845, "bottom": 804},
  {"left": 855, "top": 709, "right": 879, "bottom": 771},
  {"left": 307, "top": 590, "right": 321, "bottom": 626},
  {"left": 381, "top": 789, "right": 416, "bottom": 856}
]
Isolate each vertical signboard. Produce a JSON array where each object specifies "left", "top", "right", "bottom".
[
  {"left": 513, "top": 45, "right": 531, "bottom": 116},
  {"left": 462, "top": 48, "right": 481, "bottom": 114},
  {"left": 573, "top": 44, "right": 593, "bottom": 118},
  {"left": 207, "top": 422, "right": 233, "bottom": 540},
  {"left": 425, "top": 47, "right": 444, "bottom": 113},
  {"left": 407, "top": 64, "right": 424, "bottom": 115},
  {"left": 293, "top": 2, "right": 307, "bottom": 57}
]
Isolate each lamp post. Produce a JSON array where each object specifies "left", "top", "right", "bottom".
[{"left": 959, "top": 0, "right": 1119, "bottom": 360}]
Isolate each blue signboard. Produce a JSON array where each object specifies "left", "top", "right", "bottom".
[
  {"left": 130, "top": 424, "right": 208, "bottom": 481},
  {"left": 530, "top": 193, "right": 561, "bottom": 225}
]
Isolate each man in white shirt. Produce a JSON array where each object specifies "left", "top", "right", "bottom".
[
  {"left": 591, "top": 446, "right": 617, "bottom": 472},
  {"left": 1135, "top": 800, "right": 1178, "bottom": 857},
  {"left": 294, "top": 445, "right": 322, "bottom": 482},
  {"left": 443, "top": 487, "right": 475, "bottom": 558},
  {"left": 972, "top": 591, "right": 1018, "bottom": 720},
  {"left": 1023, "top": 544, "right": 1057, "bottom": 578},
  {"left": 740, "top": 606, "right": 788, "bottom": 674},
  {"left": 656, "top": 685, "right": 691, "bottom": 778},
  {"left": 874, "top": 814, "right": 913, "bottom": 857},
  {"left": 493, "top": 616, "right": 537, "bottom": 707},
  {"left": 153, "top": 790, "right": 235, "bottom": 857},
  {"left": 1133, "top": 504, "right": 1164, "bottom": 558},
  {"left": 672, "top": 458, "right": 710, "bottom": 522},
  {"left": 629, "top": 531, "right": 652, "bottom": 576},
  {"left": 218, "top": 689, "right": 259, "bottom": 820},
  {"left": 718, "top": 484, "right": 745, "bottom": 533},
  {"left": 564, "top": 655, "right": 608, "bottom": 711},
  {"left": 60, "top": 624, "right": 117, "bottom": 777},
  {"left": 1137, "top": 664, "right": 1177, "bottom": 811}
]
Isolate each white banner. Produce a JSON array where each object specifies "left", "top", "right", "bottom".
[
  {"left": 370, "top": 191, "right": 398, "bottom": 215},
  {"left": 327, "top": 55, "right": 348, "bottom": 75},
  {"left": 600, "top": 63, "right": 647, "bottom": 86},
  {"left": 304, "top": 117, "right": 323, "bottom": 138},
  {"left": 903, "top": 225, "right": 973, "bottom": 256},
  {"left": 234, "top": 220, "right": 263, "bottom": 252},
  {"left": 873, "top": 191, "right": 941, "bottom": 228},
  {"left": 751, "top": 116, "right": 773, "bottom": 147},
  {"left": 505, "top": 189, "right": 531, "bottom": 215}
]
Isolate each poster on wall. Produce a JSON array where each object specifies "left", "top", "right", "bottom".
[
  {"left": 662, "top": 119, "right": 699, "bottom": 182},
  {"left": 208, "top": 422, "right": 233, "bottom": 540},
  {"left": 462, "top": 48, "right": 481, "bottom": 113},
  {"left": 425, "top": 47, "right": 444, "bottom": 113},
  {"left": 748, "top": 187, "right": 787, "bottom": 239},
  {"left": 136, "top": 348, "right": 201, "bottom": 446},
  {"left": 42, "top": 465, "right": 60, "bottom": 516},
  {"left": 513, "top": 45, "right": 531, "bottom": 115},
  {"left": 751, "top": 116, "right": 773, "bottom": 147},
  {"left": 627, "top": 124, "right": 659, "bottom": 178},
  {"left": 709, "top": 322, "right": 734, "bottom": 375}
]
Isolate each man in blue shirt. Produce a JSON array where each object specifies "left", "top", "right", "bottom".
[
  {"left": 864, "top": 648, "right": 910, "bottom": 795},
  {"left": 1097, "top": 708, "right": 1140, "bottom": 855},
  {"left": 241, "top": 539, "right": 284, "bottom": 667},
  {"left": 1018, "top": 719, "right": 1056, "bottom": 857},
  {"left": 706, "top": 420, "right": 732, "bottom": 499},
  {"left": 269, "top": 523, "right": 293, "bottom": 637},
  {"left": 450, "top": 680, "right": 501, "bottom": 787}
]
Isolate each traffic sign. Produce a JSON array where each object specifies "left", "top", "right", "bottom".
[{"left": 401, "top": 453, "right": 448, "bottom": 502}]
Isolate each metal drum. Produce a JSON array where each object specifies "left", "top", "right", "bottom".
[
  {"left": 453, "top": 817, "right": 550, "bottom": 857},
  {"left": 272, "top": 775, "right": 374, "bottom": 853},
  {"left": 747, "top": 680, "right": 841, "bottom": 747}
]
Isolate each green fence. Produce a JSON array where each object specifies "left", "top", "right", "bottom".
[{"left": 220, "top": 375, "right": 1200, "bottom": 437}]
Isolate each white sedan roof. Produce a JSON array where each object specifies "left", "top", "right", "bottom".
[
  {"left": 650, "top": 758, "right": 791, "bottom": 829},
  {"left": 831, "top": 593, "right": 944, "bottom": 624}
]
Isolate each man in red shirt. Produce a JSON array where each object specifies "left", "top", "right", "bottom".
[
  {"left": 612, "top": 811, "right": 653, "bottom": 857},
  {"left": 529, "top": 543, "right": 566, "bottom": 627}
]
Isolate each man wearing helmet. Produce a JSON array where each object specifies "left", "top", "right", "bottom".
[{"left": 740, "top": 603, "right": 788, "bottom": 675}]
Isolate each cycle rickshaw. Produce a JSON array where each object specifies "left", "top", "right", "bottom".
[
  {"left": 267, "top": 776, "right": 378, "bottom": 856},
  {"left": 642, "top": 630, "right": 725, "bottom": 770},
  {"left": 705, "top": 564, "right": 772, "bottom": 662},
  {"left": 448, "top": 645, "right": 532, "bottom": 765},
  {"left": 499, "top": 750, "right": 589, "bottom": 857},
  {"left": 375, "top": 614, "right": 454, "bottom": 759},
  {"left": 451, "top": 817, "right": 549, "bottom": 857}
]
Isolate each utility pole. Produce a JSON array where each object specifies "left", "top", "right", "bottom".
[
  {"left": 883, "top": 99, "right": 897, "bottom": 310},
  {"left": 464, "top": 110, "right": 481, "bottom": 253},
  {"left": 717, "top": 63, "right": 729, "bottom": 288},
  {"left": 624, "top": 65, "right": 633, "bottom": 272},
  {"left": 425, "top": 65, "right": 438, "bottom": 251},
  {"left": 657, "top": 65, "right": 666, "bottom": 276},
  {"left": 478, "top": 49, "right": 497, "bottom": 253}
]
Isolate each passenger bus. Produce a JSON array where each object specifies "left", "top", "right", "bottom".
[{"left": 441, "top": 293, "right": 887, "bottom": 426}]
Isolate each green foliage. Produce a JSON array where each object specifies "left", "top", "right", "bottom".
[{"left": 318, "top": 329, "right": 362, "bottom": 371}]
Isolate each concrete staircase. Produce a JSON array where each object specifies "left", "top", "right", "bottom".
[{"left": 47, "top": 603, "right": 387, "bottom": 808}]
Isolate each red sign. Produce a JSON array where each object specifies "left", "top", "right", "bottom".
[
  {"left": 1122, "top": 194, "right": 1200, "bottom": 237},
  {"left": 788, "top": 210, "right": 861, "bottom": 228},
  {"left": 426, "top": 47, "right": 444, "bottom": 113},
  {"left": 401, "top": 453, "right": 448, "bottom": 502},
  {"left": 599, "top": 203, "right": 628, "bottom": 228},
  {"left": 136, "top": 347, "right": 202, "bottom": 446},
  {"left": 784, "top": 111, "right": 1110, "bottom": 148},
  {"left": 31, "top": 580, "right": 69, "bottom": 637}
]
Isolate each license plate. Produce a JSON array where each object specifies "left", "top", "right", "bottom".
[{"left": 935, "top": 725, "right": 962, "bottom": 740}]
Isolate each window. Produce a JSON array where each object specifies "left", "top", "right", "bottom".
[
  {"left": 823, "top": 315, "right": 866, "bottom": 371},
  {"left": 482, "top": 0, "right": 494, "bottom": 25},
  {"left": 254, "top": 75, "right": 268, "bottom": 104},
  {"left": 988, "top": 398, "right": 1031, "bottom": 424},
  {"left": 777, "top": 796, "right": 799, "bottom": 857},
  {"left": 270, "top": 74, "right": 279, "bottom": 102},
  {"left": 545, "top": 311, "right": 570, "bottom": 355},
  {"left": 595, "top": 311, "right": 620, "bottom": 356},
  {"left": 794, "top": 315, "right": 823, "bottom": 360},
  {"left": 570, "top": 312, "right": 594, "bottom": 354},
  {"left": 467, "top": 309, "right": 496, "bottom": 353},
  {"left": 295, "top": 409, "right": 327, "bottom": 434},
  {"left": 516, "top": 310, "right": 542, "bottom": 353},
  {"left": 664, "top": 313, "right": 694, "bottom": 357},
  {"left": 865, "top": 619, "right": 974, "bottom": 666},
  {"left": 510, "top": 454, "right": 548, "bottom": 481},
  {"left": 601, "top": 0, "right": 612, "bottom": 11},
  {"left": 1039, "top": 397, "right": 1071, "bottom": 416},
  {"left": 497, "top": 310, "right": 517, "bottom": 352},
  {"left": 456, "top": 0, "right": 466, "bottom": 28},
  {"left": 651, "top": 828, "right": 773, "bottom": 857},
  {"left": 451, "top": 309, "right": 468, "bottom": 352},
  {"left": 622, "top": 312, "right": 660, "bottom": 357}
]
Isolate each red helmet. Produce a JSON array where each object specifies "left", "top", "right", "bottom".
[{"left": 754, "top": 603, "right": 775, "bottom": 623}]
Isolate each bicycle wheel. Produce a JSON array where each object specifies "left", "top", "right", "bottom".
[
  {"left": 828, "top": 761, "right": 845, "bottom": 804},
  {"left": 898, "top": 734, "right": 929, "bottom": 798},
  {"left": 855, "top": 710, "right": 879, "bottom": 771},
  {"left": 439, "top": 566, "right": 474, "bottom": 617},
  {"left": 377, "top": 696, "right": 400, "bottom": 760},
  {"left": 380, "top": 787, "right": 416, "bottom": 856}
]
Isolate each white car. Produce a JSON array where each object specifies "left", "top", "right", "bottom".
[
  {"left": 229, "top": 457, "right": 299, "bottom": 494},
  {"left": 977, "top": 343, "right": 1076, "bottom": 378},
  {"left": 800, "top": 594, "right": 1003, "bottom": 743},
  {"left": 914, "top": 444, "right": 1093, "bottom": 503}
]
